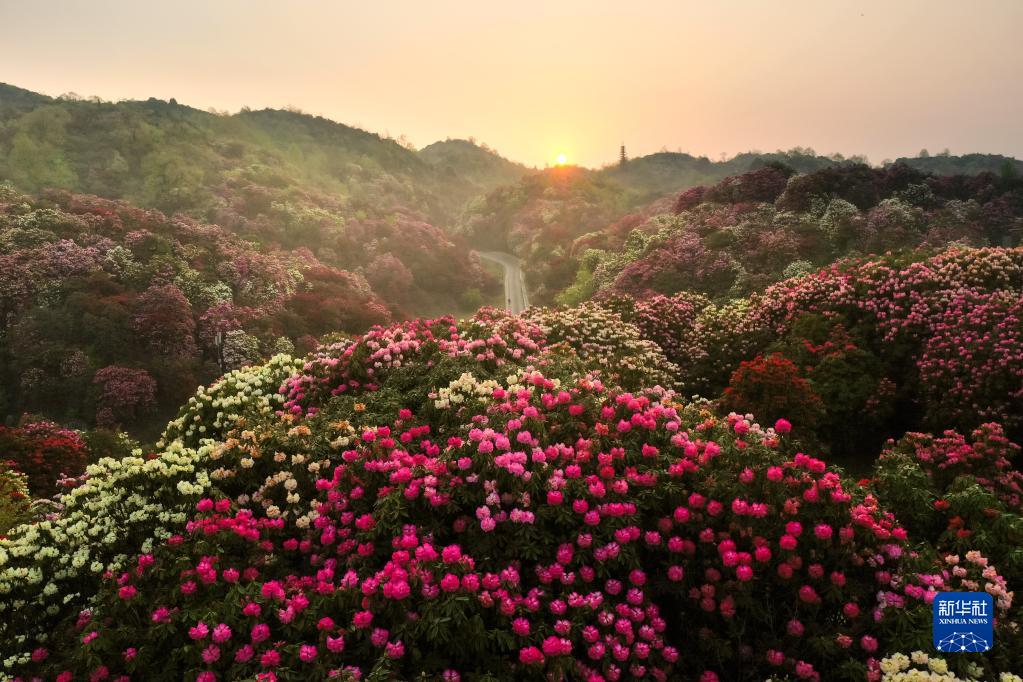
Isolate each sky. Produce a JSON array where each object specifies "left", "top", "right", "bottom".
[{"left": 1, "top": 0, "right": 1021, "bottom": 169}]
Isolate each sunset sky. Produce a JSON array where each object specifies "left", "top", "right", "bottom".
[{"left": 2, "top": 0, "right": 1021, "bottom": 168}]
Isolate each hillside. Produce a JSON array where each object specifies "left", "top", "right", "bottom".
[
  {"left": 0, "top": 84, "right": 523, "bottom": 324},
  {"left": 539, "top": 162, "right": 1023, "bottom": 305},
  {"left": 599, "top": 149, "right": 1023, "bottom": 202},
  {"left": 596, "top": 149, "right": 841, "bottom": 200},
  {"left": 0, "top": 82, "right": 522, "bottom": 223},
  {"left": 0, "top": 183, "right": 495, "bottom": 434},
  {"left": 419, "top": 138, "right": 532, "bottom": 208},
  {"left": 895, "top": 151, "right": 1023, "bottom": 177}
]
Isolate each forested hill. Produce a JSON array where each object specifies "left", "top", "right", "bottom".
[
  {"left": 598, "top": 149, "right": 1023, "bottom": 203},
  {"left": 0, "top": 82, "right": 529, "bottom": 225},
  {"left": 418, "top": 137, "right": 531, "bottom": 208},
  {"left": 5, "top": 82, "right": 1019, "bottom": 230}
]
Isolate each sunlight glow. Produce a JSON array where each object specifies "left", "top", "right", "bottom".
[{"left": 555, "top": 152, "right": 568, "bottom": 166}]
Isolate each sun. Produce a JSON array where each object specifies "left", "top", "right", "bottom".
[{"left": 555, "top": 152, "right": 568, "bottom": 166}]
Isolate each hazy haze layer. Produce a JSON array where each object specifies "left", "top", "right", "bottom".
[{"left": 1, "top": 0, "right": 1021, "bottom": 167}]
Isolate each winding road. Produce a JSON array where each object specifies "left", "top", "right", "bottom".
[{"left": 476, "top": 251, "right": 530, "bottom": 315}]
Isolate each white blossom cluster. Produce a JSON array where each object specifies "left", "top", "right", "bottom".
[
  {"left": 432, "top": 372, "right": 502, "bottom": 410},
  {"left": 878, "top": 651, "right": 1020, "bottom": 682},
  {"left": 525, "top": 303, "right": 679, "bottom": 390},
  {"left": 0, "top": 440, "right": 211, "bottom": 651},
  {"left": 160, "top": 354, "right": 302, "bottom": 448}
]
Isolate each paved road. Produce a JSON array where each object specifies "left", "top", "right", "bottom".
[{"left": 476, "top": 251, "right": 530, "bottom": 315}]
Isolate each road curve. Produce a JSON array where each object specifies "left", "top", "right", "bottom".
[{"left": 476, "top": 251, "right": 530, "bottom": 315}]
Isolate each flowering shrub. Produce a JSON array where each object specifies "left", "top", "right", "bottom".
[
  {"left": 0, "top": 421, "right": 89, "bottom": 498},
  {"left": 280, "top": 308, "right": 547, "bottom": 416},
  {"left": 525, "top": 303, "right": 680, "bottom": 390},
  {"left": 0, "top": 440, "right": 211, "bottom": 655},
  {"left": 917, "top": 292, "right": 1023, "bottom": 431},
  {"left": 4, "top": 368, "right": 970, "bottom": 681},
  {"left": 131, "top": 284, "right": 198, "bottom": 360},
  {"left": 160, "top": 354, "right": 303, "bottom": 449},
  {"left": 702, "top": 165, "right": 791, "bottom": 205},
  {"left": 720, "top": 354, "right": 823, "bottom": 433},
  {"left": 612, "top": 231, "right": 740, "bottom": 299},
  {"left": 872, "top": 424, "right": 1023, "bottom": 587},
  {"left": 872, "top": 651, "right": 1019, "bottom": 681},
  {"left": 0, "top": 464, "right": 33, "bottom": 535},
  {"left": 625, "top": 292, "right": 709, "bottom": 368},
  {"left": 765, "top": 316, "right": 895, "bottom": 455},
  {"left": 92, "top": 366, "right": 159, "bottom": 429}
]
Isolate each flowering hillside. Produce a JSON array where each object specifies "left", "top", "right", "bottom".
[
  {"left": 1, "top": 294, "right": 1021, "bottom": 680},
  {"left": 555, "top": 162, "right": 1023, "bottom": 306},
  {"left": 0, "top": 185, "right": 493, "bottom": 432}
]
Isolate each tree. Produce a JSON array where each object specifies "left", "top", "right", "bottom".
[
  {"left": 92, "top": 366, "right": 158, "bottom": 428},
  {"left": 131, "top": 284, "right": 197, "bottom": 359}
]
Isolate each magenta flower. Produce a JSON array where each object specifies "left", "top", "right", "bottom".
[
  {"left": 251, "top": 623, "right": 270, "bottom": 643},
  {"left": 353, "top": 610, "right": 373, "bottom": 628},
  {"left": 518, "top": 646, "right": 545, "bottom": 665},
  {"left": 188, "top": 621, "right": 209, "bottom": 641},
  {"left": 798, "top": 585, "right": 820, "bottom": 603},
  {"left": 260, "top": 648, "right": 281, "bottom": 668},
  {"left": 441, "top": 545, "right": 462, "bottom": 563},
  {"left": 201, "top": 644, "right": 220, "bottom": 664}
]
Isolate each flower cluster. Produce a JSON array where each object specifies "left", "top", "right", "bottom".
[
  {"left": 872, "top": 650, "right": 1020, "bottom": 682},
  {"left": 0, "top": 421, "right": 89, "bottom": 498},
  {"left": 160, "top": 354, "right": 303, "bottom": 449},
  {"left": 429, "top": 371, "right": 503, "bottom": 410},
  {"left": 871, "top": 422, "right": 1023, "bottom": 660},
  {"left": 281, "top": 308, "right": 546, "bottom": 416},
  {"left": 525, "top": 302, "right": 679, "bottom": 390}
]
